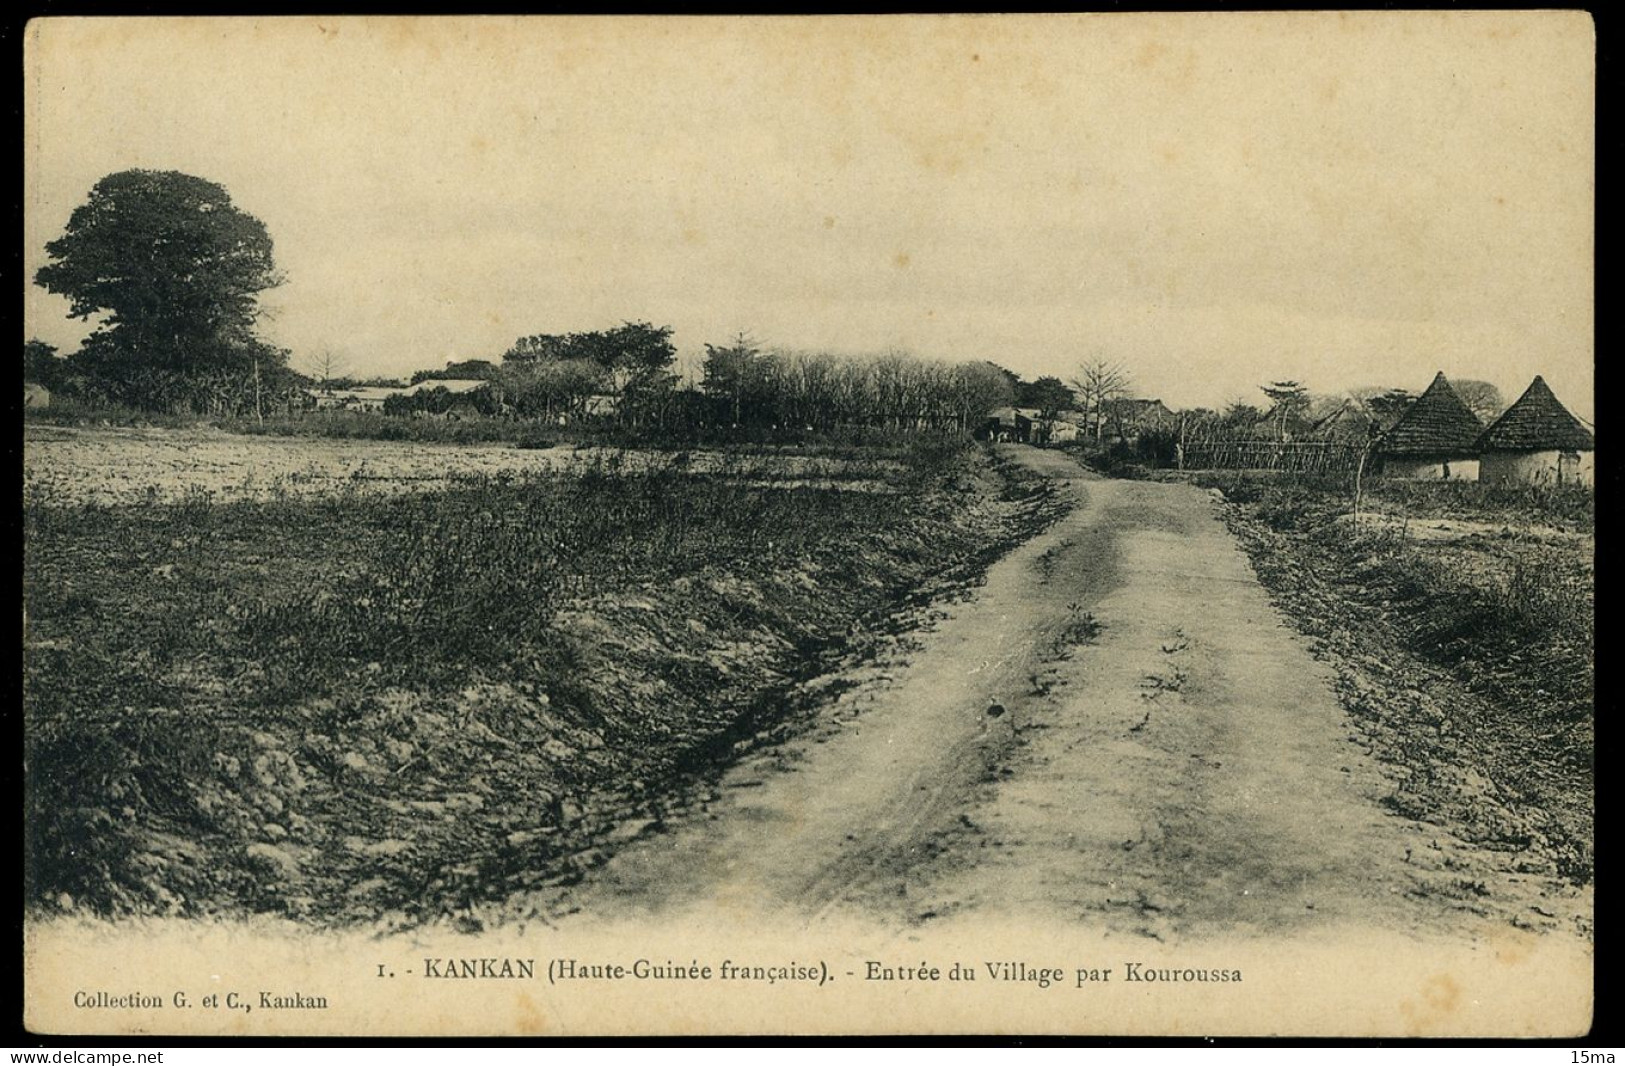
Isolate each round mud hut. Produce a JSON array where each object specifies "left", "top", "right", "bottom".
[
  {"left": 1377, "top": 371, "right": 1484, "bottom": 480},
  {"left": 1475, "top": 375, "right": 1594, "bottom": 488}
]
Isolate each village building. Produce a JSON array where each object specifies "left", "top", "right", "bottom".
[
  {"left": 1104, "top": 397, "right": 1178, "bottom": 438},
  {"left": 976, "top": 406, "right": 1032, "bottom": 443},
  {"left": 581, "top": 393, "right": 619, "bottom": 418},
  {"left": 976, "top": 406, "right": 1090, "bottom": 444},
  {"left": 24, "top": 382, "right": 51, "bottom": 409},
  {"left": 313, "top": 385, "right": 402, "bottom": 411},
  {"left": 313, "top": 377, "right": 492, "bottom": 412},
  {"left": 1475, "top": 375, "right": 1594, "bottom": 488},
  {"left": 1046, "top": 412, "right": 1083, "bottom": 443},
  {"left": 544, "top": 392, "right": 622, "bottom": 425},
  {"left": 1377, "top": 371, "right": 1484, "bottom": 480},
  {"left": 1022, "top": 408, "right": 1075, "bottom": 445}
]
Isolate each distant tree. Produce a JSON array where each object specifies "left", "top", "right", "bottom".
[
  {"left": 598, "top": 322, "right": 679, "bottom": 411},
  {"left": 1259, "top": 380, "right": 1311, "bottom": 441},
  {"left": 450, "top": 358, "right": 500, "bottom": 380},
  {"left": 702, "top": 333, "right": 764, "bottom": 424},
  {"left": 503, "top": 333, "right": 573, "bottom": 366},
  {"left": 384, "top": 381, "right": 500, "bottom": 419},
  {"left": 24, "top": 339, "right": 67, "bottom": 391},
  {"left": 1222, "top": 400, "right": 1263, "bottom": 426},
  {"left": 499, "top": 321, "right": 676, "bottom": 422},
  {"left": 1452, "top": 379, "right": 1505, "bottom": 424},
  {"left": 306, "top": 349, "right": 347, "bottom": 393},
  {"left": 1363, "top": 388, "right": 1414, "bottom": 429},
  {"left": 1019, "top": 376, "right": 1076, "bottom": 420},
  {"left": 1260, "top": 380, "right": 1310, "bottom": 407},
  {"left": 1070, "top": 359, "right": 1133, "bottom": 441},
  {"left": 952, "top": 361, "right": 1016, "bottom": 430},
  {"left": 622, "top": 367, "right": 682, "bottom": 428},
  {"left": 33, "top": 170, "right": 286, "bottom": 411},
  {"left": 502, "top": 356, "right": 603, "bottom": 421},
  {"left": 990, "top": 363, "right": 1023, "bottom": 393},
  {"left": 412, "top": 358, "right": 501, "bottom": 384}
]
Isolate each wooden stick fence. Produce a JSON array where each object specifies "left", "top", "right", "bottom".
[{"left": 1179, "top": 438, "right": 1367, "bottom": 476}]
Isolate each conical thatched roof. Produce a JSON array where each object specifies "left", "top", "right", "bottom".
[
  {"left": 1379, "top": 372, "right": 1483, "bottom": 457},
  {"left": 1476, "top": 376, "right": 1594, "bottom": 452}
]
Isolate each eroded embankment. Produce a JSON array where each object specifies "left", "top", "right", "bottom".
[{"left": 24, "top": 445, "right": 1064, "bottom": 927}]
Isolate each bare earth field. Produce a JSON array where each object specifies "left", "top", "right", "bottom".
[
  {"left": 23, "top": 427, "right": 1058, "bottom": 925},
  {"left": 24, "top": 430, "right": 1589, "bottom": 955},
  {"left": 22, "top": 424, "right": 901, "bottom": 505}
]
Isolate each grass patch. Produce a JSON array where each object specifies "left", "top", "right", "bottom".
[{"left": 1368, "top": 477, "right": 1594, "bottom": 529}]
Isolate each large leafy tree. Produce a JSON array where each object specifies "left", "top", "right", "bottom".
[
  {"left": 1019, "top": 375, "right": 1076, "bottom": 420},
  {"left": 500, "top": 321, "right": 677, "bottom": 422},
  {"left": 34, "top": 170, "right": 286, "bottom": 407},
  {"left": 592, "top": 321, "right": 679, "bottom": 402}
]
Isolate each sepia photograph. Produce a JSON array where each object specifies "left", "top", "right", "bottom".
[{"left": 22, "top": 13, "right": 1593, "bottom": 1038}]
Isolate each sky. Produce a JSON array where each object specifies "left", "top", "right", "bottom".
[{"left": 23, "top": 14, "right": 1595, "bottom": 418}]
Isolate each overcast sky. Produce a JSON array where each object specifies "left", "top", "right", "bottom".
[{"left": 24, "top": 14, "right": 1594, "bottom": 416}]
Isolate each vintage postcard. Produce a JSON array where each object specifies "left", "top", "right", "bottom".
[{"left": 22, "top": 13, "right": 1593, "bottom": 1038}]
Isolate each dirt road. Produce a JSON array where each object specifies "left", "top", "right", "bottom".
[{"left": 530, "top": 448, "right": 1586, "bottom": 940}]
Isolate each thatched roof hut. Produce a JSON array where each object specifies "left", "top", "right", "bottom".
[
  {"left": 1476, "top": 376, "right": 1593, "bottom": 452},
  {"left": 1378, "top": 372, "right": 1484, "bottom": 479},
  {"left": 1476, "top": 376, "right": 1594, "bottom": 487}
]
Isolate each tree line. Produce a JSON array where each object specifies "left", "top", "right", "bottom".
[
  {"left": 26, "top": 169, "right": 1029, "bottom": 435},
  {"left": 31, "top": 169, "right": 1497, "bottom": 442},
  {"left": 697, "top": 339, "right": 1013, "bottom": 432}
]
